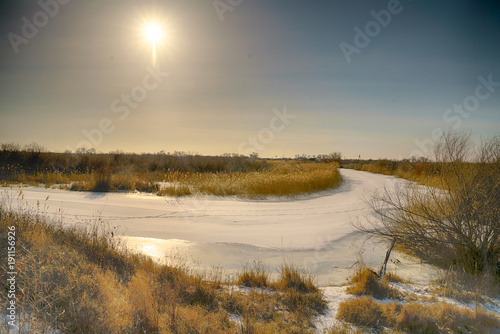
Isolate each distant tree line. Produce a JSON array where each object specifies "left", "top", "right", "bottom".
[
  {"left": 294, "top": 152, "right": 342, "bottom": 163},
  {"left": 0, "top": 142, "right": 268, "bottom": 177}
]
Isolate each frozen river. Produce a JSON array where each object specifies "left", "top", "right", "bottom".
[{"left": 1, "top": 169, "right": 437, "bottom": 286}]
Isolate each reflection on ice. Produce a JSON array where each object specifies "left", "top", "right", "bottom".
[{"left": 121, "top": 237, "right": 191, "bottom": 265}]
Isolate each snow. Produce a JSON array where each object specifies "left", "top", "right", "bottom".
[
  {"left": 315, "top": 286, "right": 352, "bottom": 332},
  {"left": 389, "top": 282, "right": 500, "bottom": 314}
]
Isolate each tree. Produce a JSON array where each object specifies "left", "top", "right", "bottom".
[
  {"left": 360, "top": 130, "right": 500, "bottom": 274},
  {"left": 1, "top": 142, "right": 20, "bottom": 152},
  {"left": 317, "top": 152, "right": 343, "bottom": 163},
  {"left": 24, "top": 142, "right": 45, "bottom": 154}
]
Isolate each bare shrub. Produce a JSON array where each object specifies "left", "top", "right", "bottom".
[{"left": 361, "top": 130, "right": 500, "bottom": 274}]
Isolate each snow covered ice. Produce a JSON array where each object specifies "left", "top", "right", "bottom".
[{"left": 1, "top": 169, "right": 437, "bottom": 286}]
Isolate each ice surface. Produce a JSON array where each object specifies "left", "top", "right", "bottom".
[{"left": 1, "top": 169, "right": 438, "bottom": 286}]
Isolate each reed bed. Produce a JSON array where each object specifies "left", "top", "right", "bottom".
[
  {"left": 2, "top": 160, "right": 342, "bottom": 198},
  {"left": 158, "top": 161, "right": 342, "bottom": 197}
]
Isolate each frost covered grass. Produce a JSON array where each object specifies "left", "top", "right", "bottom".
[{"left": 0, "top": 204, "right": 327, "bottom": 333}]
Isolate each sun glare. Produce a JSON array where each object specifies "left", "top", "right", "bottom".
[
  {"left": 145, "top": 23, "right": 162, "bottom": 44},
  {"left": 138, "top": 16, "right": 173, "bottom": 69}
]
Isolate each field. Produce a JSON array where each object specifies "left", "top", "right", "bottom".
[
  {"left": 0, "top": 145, "right": 341, "bottom": 198},
  {"left": 344, "top": 158, "right": 442, "bottom": 185}
]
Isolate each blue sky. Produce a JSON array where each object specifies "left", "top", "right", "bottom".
[{"left": 0, "top": 0, "right": 499, "bottom": 158}]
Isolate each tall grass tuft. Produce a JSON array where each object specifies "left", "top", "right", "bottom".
[
  {"left": 273, "top": 262, "right": 318, "bottom": 293},
  {"left": 237, "top": 262, "right": 269, "bottom": 288},
  {"left": 346, "top": 266, "right": 401, "bottom": 300},
  {"left": 337, "top": 296, "right": 384, "bottom": 328}
]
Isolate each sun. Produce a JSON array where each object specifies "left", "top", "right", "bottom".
[
  {"left": 144, "top": 23, "right": 162, "bottom": 44},
  {"left": 137, "top": 16, "right": 173, "bottom": 69}
]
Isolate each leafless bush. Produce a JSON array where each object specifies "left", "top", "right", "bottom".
[{"left": 360, "top": 130, "right": 500, "bottom": 274}]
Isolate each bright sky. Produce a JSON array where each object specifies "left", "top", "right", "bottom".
[{"left": 0, "top": 0, "right": 499, "bottom": 159}]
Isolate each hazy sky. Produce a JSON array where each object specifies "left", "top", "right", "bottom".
[{"left": 1, "top": 0, "right": 499, "bottom": 158}]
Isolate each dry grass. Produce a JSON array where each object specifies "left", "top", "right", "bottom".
[
  {"left": 237, "top": 262, "right": 269, "bottom": 288},
  {"left": 234, "top": 262, "right": 327, "bottom": 323},
  {"left": 348, "top": 159, "right": 442, "bottom": 188},
  {"left": 0, "top": 204, "right": 327, "bottom": 333},
  {"left": 272, "top": 263, "right": 319, "bottom": 294},
  {"left": 157, "top": 184, "right": 192, "bottom": 196},
  {"left": 345, "top": 266, "right": 401, "bottom": 300},
  {"left": 383, "top": 271, "right": 406, "bottom": 283},
  {"left": 337, "top": 296, "right": 385, "bottom": 328},
  {"left": 156, "top": 161, "right": 342, "bottom": 198},
  {"left": 430, "top": 270, "right": 499, "bottom": 304},
  {"left": 338, "top": 265, "right": 500, "bottom": 333},
  {"left": 337, "top": 297, "right": 500, "bottom": 333},
  {"left": 327, "top": 323, "right": 369, "bottom": 334},
  {"left": 3, "top": 154, "right": 342, "bottom": 198}
]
